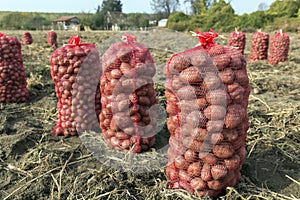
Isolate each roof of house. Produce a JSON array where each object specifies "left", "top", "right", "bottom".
[{"left": 52, "top": 16, "right": 78, "bottom": 22}]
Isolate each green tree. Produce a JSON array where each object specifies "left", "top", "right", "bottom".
[
  {"left": 94, "top": 13, "right": 105, "bottom": 29},
  {"left": 234, "top": 11, "right": 271, "bottom": 31},
  {"left": 167, "top": 12, "right": 190, "bottom": 31},
  {"left": 267, "top": 0, "right": 299, "bottom": 18},
  {"left": 24, "top": 15, "right": 50, "bottom": 30},
  {"left": 204, "top": 0, "right": 235, "bottom": 32},
  {"left": 184, "top": 0, "right": 212, "bottom": 15},
  {"left": 151, "top": 0, "right": 180, "bottom": 18},
  {"left": 100, "top": 0, "right": 122, "bottom": 13},
  {"left": 0, "top": 12, "right": 25, "bottom": 29},
  {"left": 79, "top": 13, "right": 94, "bottom": 27},
  {"left": 126, "top": 13, "right": 151, "bottom": 28},
  {"left": 94, "top": 0, "right": 122, "bottom": 29}
]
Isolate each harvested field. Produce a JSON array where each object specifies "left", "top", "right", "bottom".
[{"left": 0, "top": 30, "right": 299, "bottom": 200}]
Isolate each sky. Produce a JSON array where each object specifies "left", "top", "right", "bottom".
[{"left": 0, "top": 0, "right": 276, "bottom": 15}]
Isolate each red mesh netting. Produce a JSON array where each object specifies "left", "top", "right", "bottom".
[
  {"left": 50, "top": 36, "right": 101, "bottom": 136},
  {"left": 249, "top": 30, "right": 269, "bottom": 62},
  {"left": 164, "top": 29, "right": 250, "bottom": 198},
  {"left": 0, "top": 32, "right": 29, "bottom": 103},
  {"left": 268, "top": 30, "right": 290, "bottom": 65},
  {"left": 99, "top": 34, "right": 157, "bottom": 153},
  {"left": 22, "top": 31, "right": 33, "bottom": 45},
  {"left": 228, "top": 28, "right": 246, "bottom": 55},
  {"left": 47, "top": 30, "right": 58, "bottom": 48}
]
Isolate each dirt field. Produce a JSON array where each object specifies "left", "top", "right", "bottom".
[{"left": 0, "top": 30, "right": 299, "bottom": 200}]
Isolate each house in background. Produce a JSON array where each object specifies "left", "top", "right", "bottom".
[
  {"left": 105, "top": 11, "right": 125, "bottom": 30},
  {"left": 158, "top": 19, "right": 168, "bottom": 27},
  {"left": 52, "top": 16, "right": 80, "bottom": 31}
]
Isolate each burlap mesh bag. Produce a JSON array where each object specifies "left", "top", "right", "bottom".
[
  {"left": 164, "top": 29, "right": 250, "bottom": 198},
  {"left": 268, "top": 30, "right": 290, "bottom": 65},
  {"left": 99, "top": 34, "right": 157, "bottom": 153},
  {"left": 50, "top": 36, "right": 101, "bottom": 136},
  {"left": 228, "top": 28, "right": 246, "bottom": 55},
  {"left": 47, "top": 30, "right": 58, "bottom": 48},
  {"left": 0, "top": 32, "right": 29, "bottom": 103},
  {"left": 249, "top": 30, "right": 269, "bottom": 62},
  {"left": 22, "top": 31, "right": 33, "bottom": 45}
]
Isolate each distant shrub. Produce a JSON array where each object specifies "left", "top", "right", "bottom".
[{"left": 167, "top": 12, "right": 190, "bottom": 31}]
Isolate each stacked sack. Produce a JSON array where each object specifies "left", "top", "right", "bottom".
[
  {"left": 99, "top": 34, "right": 157, "bottom": 153},
  {"left": 268, "top": 29, "right": 290, "bottom": 65},
  {"left": 164, "top": 29, "right": 250, "bottom": 198},
  {"left": 249, "top": 30, "right": 269, "bottom": 62},
  {"left": 47, "top": 30, "right": 58, "bottom": 48},
  {"left": 22, "top": 31, "right": 33, "bottom": 45},
  {"left": 50, "top": 36, "right": 101, "bottom": 135},
  {"left": 0, "top": 32, "right": 29, "bottom": 103},
  {"left": 228, "top": 28, "right": 246, "bottom": 55}
]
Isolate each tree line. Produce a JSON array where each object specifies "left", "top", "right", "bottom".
[
  {"left": 0, "top": 0, "right": 299, "bottom": 32},
  {"left": 165, "top": 0, "right": 300, "bottom": 32}
]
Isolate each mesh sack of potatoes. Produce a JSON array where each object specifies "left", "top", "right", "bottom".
[
  {"left": 50, "top": 36, "right": 101, "bottom": 136},
  {"left": 268, "top": 29, "right": 290, "bottom": 65},
  {"left": 227, "top": 28, "right": 246, "bottom": 55},
  {"left": 22, "top": 31, "right": 33, "bottom": 45},
  {"left": 164, "top": 29, "right": 250, "bottom": 198},
  {"left": 248, "top": 30, "right": 269, "bottom": 62},
  {"left": 47, "top": 30, "right": 58, "bottom": 48},
  {"left": 0, "top": 32, "right": 29, "bottom": 103},
  {"left": 99, "top": 34, "right": 157, "bottom": 153}
]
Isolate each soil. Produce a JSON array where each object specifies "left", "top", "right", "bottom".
[{"left": 0, "top": 30, "right": 299, "bottom": 200}]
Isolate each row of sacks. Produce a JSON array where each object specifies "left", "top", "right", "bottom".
[
  {"left": 1, "top": 30, "right": 251, "bottom": 198},
  {"left": 11, "top": 31, "right": 58, "bottom": 47},
  {"left": 228, "top": 28, "right": 290, "bottom": 65},
  {"left": 49, "top": 30, "right": 251, "bottom": 198},
  {"left": 0, "top": 31, "right": 59, "bottom": 103},
  {"left": 16, "top": 28, "right": 293, "bottom": 65}
]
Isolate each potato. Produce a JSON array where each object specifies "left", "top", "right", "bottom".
[
  {"left": 227, "top": 83, "right": 245, "bottom": 103},
  {"left": 219, "top": 68, "right": 235, "bottom": 84},
  {"left": 201, "top": 163, "right": 212, "bottom": 181},
  {"left": 224, "top": 104, "right": 245, "bottom": 129},
  {"left": 179, "top": 66, "right": 203, "bottom": 84},
  {"left": 207, "top": 179, "right": 225, "bottom": 190},
  {"left": 176, "top": 85, "right": 197, "bottom": 100},
  {"left": 174, "top": 156, "right": 189, "bottom": 170},
  {"left": 202, "top": 73, "right": 221, "bottom": 90},
  {"left": 184, "top": 149, "right": 198, "bottom": 163},
  {"left": 178, "top": 169, "right": 192, "bottom": 182},
  {"left": 190, "top": 177, "right": 207, "bottom": 190},
  {"left": 168, "top": 54, "right": 191, "bottom": 73},
  {"left": 211, "top": 164, "right": 228, "bottom": 180},
  {"left": 195, "top": 189, "right": 222, "bottom": 198},
  {"left": 234, "top": 69, "right": 249, "bottom": 86},
  {"left": 186, "top": 110, "right": 207, "bottom": 128},
  {"left": 199, "top": 152, "right": 218, "bottom": 165},
  {"left": 204, "top": 105, "right": 226, "bottom": 120},
  {"left": 187, "top": 162, "right": 202, "bottom": 177},
  {"left": 224, "top": 155, "right": 240, "bottom": 170},
  {"left": 213, "top": 143, "right": 234, "bottom": 159},
  {"left": 212, "top": 53, "right": 231, "bottom": 71},
  {"left": 179, "top": 180, "right": 194, "bottom": 194},
  {"left": 207, "top": 45, "right": 225, "bottom": 57},
  {"left": 222, "top": 129, "right": 238, "bottom": 142},
  {"left": 206, "top": 89, "right": 228, "bottom": 106},
  {"left": 166, "top": 165, "right": 179, "bottom": 181}
]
